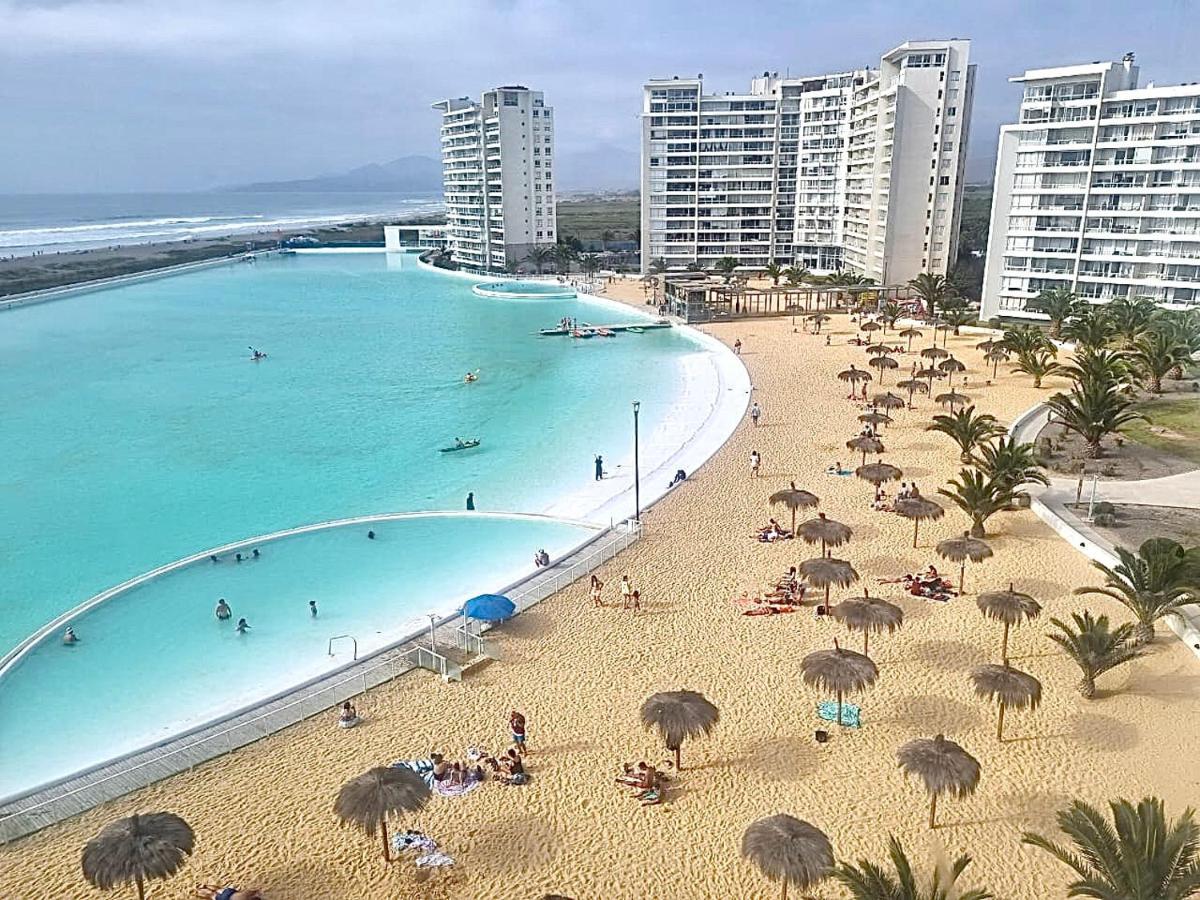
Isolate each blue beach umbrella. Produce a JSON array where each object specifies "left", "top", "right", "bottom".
[{"left": 462, "top": 594, "right": 516, "bottom": 622}]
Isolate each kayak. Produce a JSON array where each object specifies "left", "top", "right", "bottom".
[
  {"left": 626, "top": 326, "right": 644, "bottom": 334},
  {"left": 440, "top": 440, "right": 481, "bottom": 453}
]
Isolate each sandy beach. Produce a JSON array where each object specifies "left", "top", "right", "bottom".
[{"left": 2, "top": 282, "right": 1197, "bottom": 900}]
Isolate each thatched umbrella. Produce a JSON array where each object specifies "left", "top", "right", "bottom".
[
  {"left": 82, "top": 813, "right": 195, "bottom": 900},
  {"left": 871, "top": 392, "right": 906, "bottom": 413},
  {"left": 897, "top": 378, "right": 929, "bottom": 409},
  {"left": 935, "top": 321, "right": 953, "bottom": 347},
  {"left": 900, "top": 327, "right": 923, "bottom": 352},
  {"left": 858, "top": 411, "right": 893, "bottom": 429},
  {"left": 895, "top": 496, "right": 945, "bottom": 548},
  {"left": 916, "top": 366, "right": 945, "bottom": 393},
  {"left": 837, "top": 365, "right": 872, "bottom": 387},
  {"left": 935, "top": 388, "right": 970, "bottom": 412},
  {"left": 798, "top": 555, "right": 859, "bottom": 606},
  {"left": 976, "top": 583, "right": 1042, "bottom": 664},
  {"left": 334, "top": 766, "right": 430, "bottom": 862},
  {"left": 868, "top": 354, "right": 899, "bottom": 384},
  {"left": 830, "top": 589, "right": 904, "bottom": 656},
  {"left": 797, "top": 512, "right": 852, "bottom": 555},
  {"left": 897, "top": 734, "right": 981, "bottom": 829},
  {"left": 860, "top": 320, "right": 881, "bottom": 335},
  {"left": 846, "top": 435, "right": 884, "bottom": 466},
  {"left": 807, "top": 313, "right": 831, "bottom": 333},
  {"left": 970, "top": 664, "right": 1043, "bottom": 741},
  {"left": 920, "top": 346, "right": 949, "bottom": 363},
  {"left": 856, "top": 461, "right": 902, "bottom": 488},
  {"left": 935, "top": 531, "right": 993, "bottom": 594},
  {"left": 938, "top": 356, "right": 967, "bottom": 385},
  {"left": 741, "top": 814, "right": 833, "bottom": 900},
  {"left": 975, "top": 338, "right": 999, "bottom": 352},
  {"left": 984, "top": 348, "right": 1009, "bottom": 378},
  {"left": 769, "top": 482, "right": 819, "bottom": 533},
  {"left": 865, "top": 343, "right": 892, "bottom": 357},
  {"left": 801, "top": 638, "right": 878, "bottom": 728},
  {"left": 640, "top": 690, "right": 719, "bottom": 770}
]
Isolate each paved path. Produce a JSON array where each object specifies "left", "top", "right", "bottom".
[{"left": 1045, "top": 469, "right": 1200, "bottom": 510}]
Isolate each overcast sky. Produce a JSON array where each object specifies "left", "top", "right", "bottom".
[{"left": 2, "top": 0, "right": 1197, "bottom": 193}]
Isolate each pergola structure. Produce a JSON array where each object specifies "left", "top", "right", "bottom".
[{"left": 660, "top": 279, "right": 915, "bottom": 324}]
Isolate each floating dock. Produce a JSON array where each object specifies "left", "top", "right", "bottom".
[{"left": 538, "top": 320, "right": 672, "bottom": 337}]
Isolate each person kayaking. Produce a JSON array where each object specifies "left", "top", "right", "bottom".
[{"left": 455, "top": 437, "right": 467, "bottom": 449}]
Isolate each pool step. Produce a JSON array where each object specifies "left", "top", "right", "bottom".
[{"left": 403, "top": 642, "right": 497, "bottom": 683}]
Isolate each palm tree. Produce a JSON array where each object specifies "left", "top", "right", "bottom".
[
  {"left": 970, "top": 664, "right": 1042, "bottom": 741},
  {"left": 765, "top": 261, "right": 784, "bottom": 286},
  {"left": 640, "top": 690, "right": 719, "bottom": 770},
  {"left": 82, "top": 813, "right": 195, "bottom": 900},
  {"left": 1130, "top": 325, "right": 1188, "bottom": 394},
  {"left": 1162, "top": 308, "right": 1200, "bottom": 380},
  {"left": 649, "top": 257, "right": 668, "bottom": 274},
  {"left": 1013, "top": 347, "right": 1063, "bottom": 388},
  {"left": 1044, "top": 380, "right": 1146, "bottom": 459},
  {"left": 1023, "top": 797, "right": 1200, "bottom": 900},
  {"left": 970, "top": 436, "right": 1049, "bottom": 496},
  {"left": 879, "top": 300, "right": 903, "bottom": 332},
  {"left": 784, "top": 266, "right": 811, "bottom": 286},
  {"left": 1106, "top": 295, "right": 1159, "bottom": 348},
  {"left": 927, "top": 406, "right": 1004, "bottom": 461},
  {"left": 1048, "top": 611, "right": 1143, "bottom": 699},
  {"left": 1061, "top": 347, "right": 1133, "bottom": 391},
  {"left": 1002, "top": 323, "right": 1052, "bottom": 357},
  {"left": 578, "top": 253, "right": 602, "bottom": 277},
  {"left": 941, "top": 307, "right": 976, "bottom": 335},
  {"left": 714, "top": 256, "right": 741, "bottom": 282},
  {"left": 1074, "top": 538, "right": 1200, "bottom": 645},
  {"left": 1026, "top": 287, "right": 1082, "bottom": 339},
  {"left": 1063, "top": 308, "right": 1116, "bottom": 351},
  {"left": 334, "top": 766, "right": 431, "bottom": 862},
  {"left": 897, "top": 734, "right": 981, "bottom": 829},
  {"left": 504, "top": 256, "right": 520, "bottom": 275},
  {"left": 907, "top": 273, "right": 955, "bottom": 322},
  {"left": 938, "top": 470, "right": 1011, "bottom": 538},
  {"left": 552, "top": 243, "right": 576, "bottom": 275},
  {"left": 742, "top": 815, "right": 834, "bottom": 900},
  {"left": 834, "top": 835, "right": 993, "bottom": 900},
  {"left": 525, "top": 245, "right": 553, "bottom": 274},
  {"left": 600, "top": 229, "right": 615, "bottom": 252}
]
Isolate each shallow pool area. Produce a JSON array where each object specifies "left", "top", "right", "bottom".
[
  {"left": 0, "top": 513, "right": 597, "bottom": 799},
  {"left": 0, "top": 251, "right": 743, "bottom": 799},
  {"left": 472, "top": 279, "right": 577, "bottom": 299}
]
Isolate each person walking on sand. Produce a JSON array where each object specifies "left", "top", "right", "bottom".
[
  {"left": 466, "top": 491, "right": 475, "bottom": 511},
  {"left": 590, "top": 574, "right": 604, "bottom": 607},
  {"left": 750, "top": 402, "right": 762, "bottom": 427},
  {"left": 630, "top": 589, "right": 641, "bottom": 612},
  {"left": 733, "top": 338, "right": 742, "bottom": 355},
  {"left": 510, "top": 710, "right": 527, "bottom": 755},
  {"left": 750, "top": 449, "right": 761, "bottom": 477},
  {"left": 594, "top": 454, "right": 604, "bottom": 481},
  {"left": 620, "top": 575, "right": 633, "bottom": 608}
]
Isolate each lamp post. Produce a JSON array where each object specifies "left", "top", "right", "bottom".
[{"left": 632, "top": 400, "right": 641, "bottom": 523}]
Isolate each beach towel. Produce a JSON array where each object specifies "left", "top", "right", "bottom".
[
  {"left": 392, "top": 757, "right": 434, "bottom": 773},
  {"left": 393, "top": 830, "right": 438, "bottom": 855},
  {"left": 416, "top": 851, "right": 456, "bottom": 868},
  {"left": 817, "top": 701, "right": 862, "bottom": 728},
  {"left": 434, "top": 776, "right": 483, "bottom": 797}
]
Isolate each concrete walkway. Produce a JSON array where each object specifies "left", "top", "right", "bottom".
[{"left": 1045, "top": 469, "right": 1200, "bottom": 510}]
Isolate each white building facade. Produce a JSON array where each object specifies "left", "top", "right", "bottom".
[
  {"left": 432, "top": 86, "right": 556, "bottom": 272},
  {"left": 640, "top": 39, "right": 975, "bottom": 283},
  {"left": 982, "top": 54, "right": 1200, "bottom": 320}
]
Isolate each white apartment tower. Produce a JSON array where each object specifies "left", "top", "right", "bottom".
[
  {"left": 982, "top": 54, "right": 1200, "bottom": 320},
  {"left": 432, "top": 86, "right": 556, "bottom": 272},
  {"left": 641, "top": 39, "right": 975, "bottom": 283}
]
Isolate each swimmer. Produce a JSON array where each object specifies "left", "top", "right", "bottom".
[
  {"left": 309, "top": 600, "right": 318, "bottom": 618},
  {"left": 464, "top": 370, "right": 479, "bottom": 383},
  {"left": 235, "top": 552, "right": 243, "bottom": 563},
  {"left": 62, "top": 626, "right": 79, "bottom": 646},
  {"left": 235, "top": 617, "right": 250, "bottom": 634},
  {"left": 209, "top": 554, "right": 220, "bottom": 564},
  {"left": 215, "top": 598, "right": 232, "bottom": 621},
  {"left": 252, "top": 548, "right": 260, "bottom": 559},
  {"left": 367, "top": 530, "right": 376, "bottom": 540}
]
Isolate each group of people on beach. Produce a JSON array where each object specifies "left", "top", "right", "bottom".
[
  {"left": 754, "top": 518, "right": 792, "bottom": 542},
  {"left": 615, "top": 761, "right": 667, "bottom": 805},
  {"left": 589, "top": 574, "right": 641, "bottom": 611},
  {"left": 735, "top": 567, "right": 806, "bottom": 616}
]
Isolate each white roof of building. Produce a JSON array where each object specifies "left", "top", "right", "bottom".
[{"left": 1009, "top": 62, "right": 1116, "bottom": 83}]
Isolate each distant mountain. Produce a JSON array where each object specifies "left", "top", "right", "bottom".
[
  {"left": 555, "top": 143, "right": 639, "bottom": 192},
  {"left": 229, "top": 155, "right": 443, "bottom": 193}
]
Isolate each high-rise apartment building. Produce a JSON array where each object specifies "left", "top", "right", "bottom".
[
  {"left": 432, "top": 86, "right": 556, "bottom": 272},
  {"left": 640, "top": 40, "right": 974, "bottom": 283},
  {"left": 982, "top": 54, "right": 1200, "bottom": 321}
]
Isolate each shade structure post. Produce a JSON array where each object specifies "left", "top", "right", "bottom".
[
  {"left": 912, "top": 518, "right": 919, "bottom": 548},
  {"left": 997, "top": 701, "right": 1007, "bottom": 741},
  {"left": 929, "top": 793, "right": 938, "bottom": 829},
  {"left": 381, "top": 818, "right": 390, "bottom": 862},
  {"left": 633, "top": 400, "right": 641, "bottom": 522}
]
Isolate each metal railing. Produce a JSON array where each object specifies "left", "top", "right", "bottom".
[{"left": 0, "top": 519, "right": 642, "bottom": 843}]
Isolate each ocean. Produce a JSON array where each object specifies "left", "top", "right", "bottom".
[{"left": 0, "top": 191, "right": 444, "bottom": 257}]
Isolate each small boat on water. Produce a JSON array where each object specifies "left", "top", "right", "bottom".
[
  {"left": 595, "top": 328, "right": 615, "bottom": 337},
  {"left": 571, "top": 329, "right": 595, "bottom": 339},
  {"left": 626, "top": 326, "right": 644, "bottom": 334},
  {"left": 440, "top": 439, "right": 481, "bottom": 453}
]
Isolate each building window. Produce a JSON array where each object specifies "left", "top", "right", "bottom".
[
  {"left": 939, "top": 176, "right": 950, "bottom": 185},
  {"left": 947, "top": 107, "right": 957, "bottom": 116}
]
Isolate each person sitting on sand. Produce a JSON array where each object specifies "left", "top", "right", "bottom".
[
  {"left": 431, "top": 754, "right": 450, "bottom": 784},
  {"left": 195, "top": 886, "right": 263, "bottom": 900},
  {"left": 337, "top": 701, "right": 360, "bottom": 729},
  {"left": 495, "top": 748, "right": 528, "bottom": 785},
  {"left": 777, "top": 566, "right": 798, "bottom": 589},
  {"left": 826, "top": 461, "right": 849, "bottom": 475}
]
